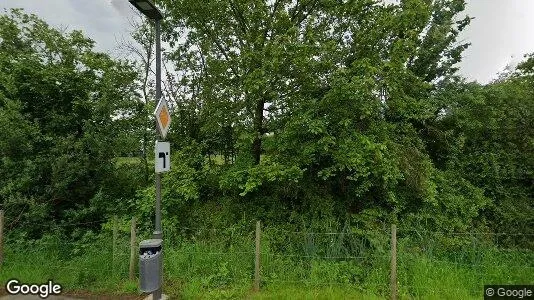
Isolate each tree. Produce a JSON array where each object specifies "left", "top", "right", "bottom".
[
  {"left": 157, "top": 0, "right": 473, "bottom": 226},
  {"left": 424, "top": 56, "right": 534, "bottom": 243},
  {"left": 0, "top": 9, "right": 140, "bottom": 236}
]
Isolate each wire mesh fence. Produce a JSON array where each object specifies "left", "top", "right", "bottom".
[{"left": 0, "top": 212, "right": 533, "bottom": 299}]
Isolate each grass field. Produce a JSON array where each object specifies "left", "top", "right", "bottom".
[{"left": 1, "top": 227, "right": 533, "bottom": 299}]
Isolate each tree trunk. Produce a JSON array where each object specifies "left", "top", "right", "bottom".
[{"left": 252, "top": 100, "right": 264, "bottom": 164}]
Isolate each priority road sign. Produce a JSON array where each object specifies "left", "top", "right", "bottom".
[
  {"left": 154, "top": 98, "right": 171, "bottom": 139},
  {"left": 155, "top": 141, "right": 170, "bottom": 173}
]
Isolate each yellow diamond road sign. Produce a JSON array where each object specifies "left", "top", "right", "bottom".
[{"left": 154, "top": 98, "right": 171, "bottom": 139}]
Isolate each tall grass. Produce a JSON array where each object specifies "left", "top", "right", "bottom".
[
  {"left": 0, "top": 235, "right": 134, "bottom": 294},
  {"left": 1, "top": 226, "right": 533, "bottom": 299}
]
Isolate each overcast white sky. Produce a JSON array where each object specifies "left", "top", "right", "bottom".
[{"left": 1, "top": 0, "right": 533, "bottom": 84}]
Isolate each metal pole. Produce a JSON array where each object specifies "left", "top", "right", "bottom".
[
  {"left": 155, "top": 174, "right": 162, "bottom": 239},
  {"left": 154, "top": 18, "right": 163, "bottom": 240},
  {"left": 153, "top": 18, "right": 163, "bottom": 300}
]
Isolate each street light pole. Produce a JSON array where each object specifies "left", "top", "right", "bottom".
[
  {"left": 154, "top": 18, "right": 162, "bottom": 241},
  {"left": 127, "top": 1, "right": 164, "bottom": 299},
  {"left": 153, "top": 16, "right": 163, "bottom": 300}
]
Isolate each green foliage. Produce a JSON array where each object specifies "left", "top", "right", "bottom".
[
  {"left": 220, "top": 159, "right": 304, "bottom": 197},
  {"left": 405, "top": 170, "right": 489, "bottom": 233},
  {"left": 425, "top": 73, "right": 534, "bottom": 244},
  {"left": 2, "top": 222, "right": 533, "bottom": 299},
  {"left": 153, "top": 0, "right": 489, "bottom": 236},
  {"left": 2, "top": 3, "right": 533, "bottom": 298},
  {"left": 1, "top": 3, "right": 533, "bottom": 297},
  {"left": 0, "top": 9, "right": 143, "bottom": 236}
]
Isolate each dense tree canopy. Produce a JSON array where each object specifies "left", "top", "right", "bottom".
[
  {"left": 155, "top": 0, "right": 479, "bottom": 228},
  {"left": 0, "top": 9, "right": 143, "bottom": 236},
  {"left": 0, "top": 2, "right": 532, "bottom": 247}
]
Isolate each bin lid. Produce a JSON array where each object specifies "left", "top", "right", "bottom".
[{"left": 139, "top": 238, "right": 162, "bottom": 248}]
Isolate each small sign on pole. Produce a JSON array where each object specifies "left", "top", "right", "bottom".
[
  {"left": 155, "top": 141, "right": 170, "bottom": 173},
  {"left": 154, "top": 98, "right": 171, "bottom": 139}
]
